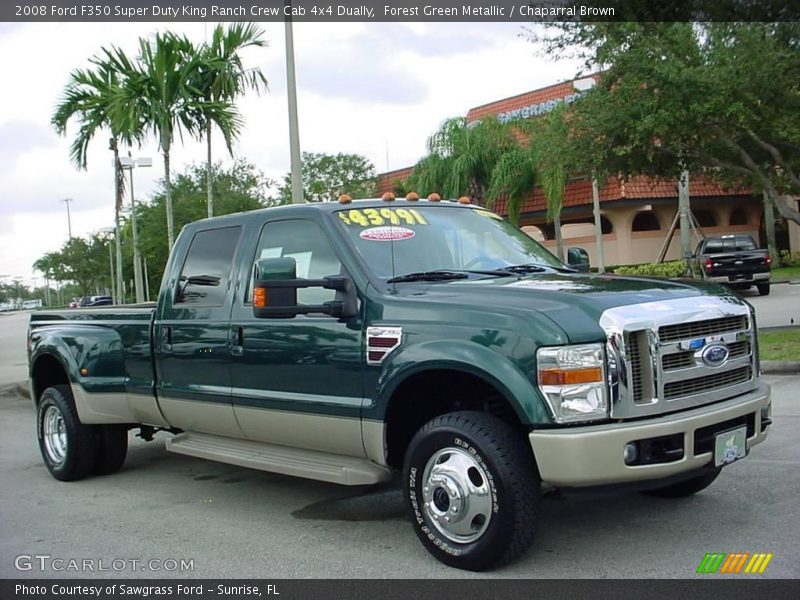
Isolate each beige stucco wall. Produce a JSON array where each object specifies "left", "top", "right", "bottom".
[{"left": 525, "top": 201, "right": 769, "bottom": 268}]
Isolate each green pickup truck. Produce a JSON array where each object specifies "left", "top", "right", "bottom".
[{"left": 27, "top": 197, "right": 771, "bottom": 571}]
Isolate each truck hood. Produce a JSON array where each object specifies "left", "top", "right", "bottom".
[{"left": 414, "top": 272, "right": 732, "bottom": 343}]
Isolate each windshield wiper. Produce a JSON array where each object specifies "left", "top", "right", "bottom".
[
  {"left": 498, "top": 263, "right": 577, "bottom": 274},
  {"left": 387, "top": 270, "right": 470, "bottom": 283}
]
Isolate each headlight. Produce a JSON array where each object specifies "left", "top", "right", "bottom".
[{"left": 537, "top": 343, "right": 608, "bottom": 423}]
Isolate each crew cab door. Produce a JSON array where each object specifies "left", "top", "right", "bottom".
[
  {"left": 153, "top": 225, "right": 243, "bottom": 437},
  {"left": 228, "top": 217, "right": 365, "bottom": 456}
]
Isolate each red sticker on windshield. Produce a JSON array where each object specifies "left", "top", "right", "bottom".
[{"left": 359, "top": 226, "right": 415, "bottom": 241}]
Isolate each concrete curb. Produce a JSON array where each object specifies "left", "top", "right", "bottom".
[{"left": 761, "top": 361, "right": 800, "bottom": 375}]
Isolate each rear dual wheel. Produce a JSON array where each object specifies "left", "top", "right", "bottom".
[{"left": 37, "top": 385, "right": 128, "bottom": 481}]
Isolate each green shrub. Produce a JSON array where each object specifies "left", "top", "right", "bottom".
[
  {"left": 779, "top": 250, "right": 800, "bottom": 267},
  {"left": 611, "top": 260, "right": 687, "bottom": 278}
]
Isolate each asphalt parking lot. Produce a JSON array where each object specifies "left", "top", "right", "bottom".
[{"left": 0, "top": 374, "right": 798, "bottom": 579}]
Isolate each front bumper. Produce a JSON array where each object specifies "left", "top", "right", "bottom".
[{"left": 530, "top": 382, "right": 770, "bottom": 486}]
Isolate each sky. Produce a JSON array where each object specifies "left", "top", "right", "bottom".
[{"left": 0, "top": 20, "right": 582, "bottom": 286}]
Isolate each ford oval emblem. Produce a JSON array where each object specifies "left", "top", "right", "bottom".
[{"left": 702, "top": 343, "right": 729, "bottom": 367}]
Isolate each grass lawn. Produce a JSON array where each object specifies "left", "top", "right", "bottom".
[
  {"left": 772, "top": 266, "right": 800, "bottom": 282},
  {"left": 758, "top": 327, "right": 800, "bottom": 361}
]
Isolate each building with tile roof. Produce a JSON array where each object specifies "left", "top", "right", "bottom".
[{"left": 376, "top": 77, "right": 799, "bottom": 267}]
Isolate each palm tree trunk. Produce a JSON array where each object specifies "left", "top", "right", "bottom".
[
  {"left": 554, "top": 211, "right": 564, "bottom": 262},
  {"left": 112, "top": 139, "right": 124, "bottom": 304},
  {"left": 206, "top": 121, "right": 214, "bottom": 218},
  {"left": 164, "top": 148, "right": 175, "bottom": 249}
]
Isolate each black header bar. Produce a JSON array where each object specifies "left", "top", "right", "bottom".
[{"left": 4, "top": 0, "right": 800, "bottom": 22}]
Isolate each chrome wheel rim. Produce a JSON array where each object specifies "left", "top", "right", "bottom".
[
  {"left": 421, "top": 446, "right": 493, "bottom": 544},
  {"left": 43, "top": 405, "right": 68, "bottom": 466}
]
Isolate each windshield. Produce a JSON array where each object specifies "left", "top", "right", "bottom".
[{"left": 333, "top": 204, "right": 563, "bottom": 279}]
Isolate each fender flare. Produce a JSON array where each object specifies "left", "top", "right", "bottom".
[{"left": 372, "top": 339, "right": 551, "bottom": 425}]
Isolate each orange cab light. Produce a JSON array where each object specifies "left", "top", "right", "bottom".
[
  {"left": 539, "top": 367, "right": 603, "bottom": 386},
  {"left": 338, "top": 194, "right": 352, "bottom": 204},
  {"left": 457, "top": 196, "right": 471, "bottom": 205},
  {"left": 381, "top": 192, "right": 396, "bottom": 202},
  {"left": 427, "top": 193, "right": 441, "bottom": 202},
  {"left": 406, "top": 192, "right": 420, "bottom": 201},
  {"left": 254, "top": 287, "right": 267, "bottom": 308},
  {"left": 80, "top": 368, "right": 89, "bottom": 376}
]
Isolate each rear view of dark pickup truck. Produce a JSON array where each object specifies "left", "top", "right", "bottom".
[{"left": 691, "top": 234, "right": 772, "bottom": 295}]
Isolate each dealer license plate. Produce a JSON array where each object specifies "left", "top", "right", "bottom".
[{"left": 714, "top": 426, "right": 747, "bottom": 467}]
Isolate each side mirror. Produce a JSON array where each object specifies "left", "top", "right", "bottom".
[
  {"left": 567, "top": 247, "right": 591, "bottom": 273},
  {"left": 252, "top": 257, "right": 357, "bottom": 319}
]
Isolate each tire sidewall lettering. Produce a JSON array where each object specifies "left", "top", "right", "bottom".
[{"left": 407, "top": 431, "right": 503, "bottom": 558}]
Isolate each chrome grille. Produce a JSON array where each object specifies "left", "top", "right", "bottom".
[
  {"left": 662, "top": 340, "right": 751, "bottom": 371},
  {"left": 601, "top": 296, "right": 757, "bottom": 419},
  {"left": 626, "top": 332, "right": 644, "bottom": 403},
  {"left": 659, "top": 315, "right": 748, "bottom": 343},
  {"left": 664, "top": 367, "right": 752, "bottom": 400}
]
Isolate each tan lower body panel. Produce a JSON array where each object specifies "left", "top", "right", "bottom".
[
  {"left": 362, "top": 420, "right": 388, "bottom": 466},
  {"left": 531, "top": 383, "right": 770, "bottom": 486},
  {"left": 166, "top": 432, "right": 392, "bottom": 486},
  {"left": 234, "top": 406, "right": 365, "bottom": 457},
  {"left": 71, "top": 384, "right": 136, "bottom": 425},
  {"left": 157, "top": 398, "right": 244, "bottom": 438}
]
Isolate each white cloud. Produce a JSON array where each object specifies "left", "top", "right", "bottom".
[{"left": 0, "top": 20, "right": 580, "bottom": 282}]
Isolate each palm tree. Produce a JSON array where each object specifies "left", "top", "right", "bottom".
[
  {"left": 411, "top": 116, "right": 514, "bottom": 205},
  {"left": 487, "top": 121, "right": 537, "bottom": 225},
  {"left": 125, "top": 31, "right": 240, "bottom": 248},
  {"left": 530, "top": 107, "right": 572, "bottom": 262},
  {"left": 196, "top": 23, "right": 268, "bottom": 218},
  {"left": 52, "top": 48, "right": 142, "bottom": 303}
]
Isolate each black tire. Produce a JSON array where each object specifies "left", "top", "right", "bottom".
[
  {"left": 642, "top": 468, "right": 722, "bottom": 498},
  {"left": 757, "top": 283, "right": 770, "bottom": 296},
  {"left": 403, "top": 411, "right": 539, "bottom": 571},
  {"left": 36, "top": 385, "right": 97, "bottom": 482},
  {"left": 93, "top": 425, "right": 128, "bottom": 475}
]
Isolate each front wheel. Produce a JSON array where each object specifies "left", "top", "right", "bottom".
[
  {"left": 37, "top": 386, "right": 97, "bottom": 481},
  {"left": 403, "top": 411, "right": 539, "bottom": 571},
  {"left": 642, "top": 468, "right": 722, "bottom": 498}
]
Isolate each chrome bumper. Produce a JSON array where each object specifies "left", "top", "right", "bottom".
[
  {"left": 706, "top": 272, "right": 770, "bottom": 283},
  {"left": 530, "top": 382, "right": 770, "bottom": 487}
]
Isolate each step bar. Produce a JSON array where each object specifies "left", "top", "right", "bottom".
[{"left": 166, "top": 432, "right": 392, "bottom": 486}]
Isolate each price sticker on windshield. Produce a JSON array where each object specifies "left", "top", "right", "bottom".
[{"left": 336, "top": 208, "right": 428, "bottom": 227}]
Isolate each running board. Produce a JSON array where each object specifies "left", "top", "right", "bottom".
[{"left": 166, "top": 432, "right": 392, "bottom": 486}]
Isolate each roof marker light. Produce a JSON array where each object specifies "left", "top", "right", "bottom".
[
  {"left": 427, "top": 193, "right": 441, "bottom": 202},
  {"left": 406, "top": 192, "right": 420, "bottom": 201},
  {"left": 458, "top": 196, "right": 471, "bottom": 205},
  {"left": 381, "top": 192, "right": 396, "bottom": 202},
  {"left": 338, "top": 194, "right": 352, "bottom": 204}
]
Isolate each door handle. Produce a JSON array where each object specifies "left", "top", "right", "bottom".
[
  {"left": 231, "top": 326, "right": 244, "bottom": 357},
  {"left": 162, "top": 326, "right": 173, "bottom": 353}
]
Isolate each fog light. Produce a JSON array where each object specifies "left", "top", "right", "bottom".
[
  {"left": 624, "top": 442, "right": 639, "bottom": 465},
  {"left": 760, "top": 402, "right": 772, "bottom": 431}
]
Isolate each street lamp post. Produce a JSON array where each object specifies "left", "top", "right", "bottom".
[
  {"left": 284, "top": 5, "right": 304, "bottom": 204},
  {"left": 98, "top": 227, "right": 116, "bottom": 302},
  {"left": 120, "top": 155, "right": 152, "bottom": 304},
  {"left": 61, "top": 198, "right": 74, "bottom": 239}
]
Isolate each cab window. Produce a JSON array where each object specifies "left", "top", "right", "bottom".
[
  {"left": 249, "top": 220, "right": 342, "bottom": 305},
  {"left": 175, "top": 226, "right": 241, "bottom": 306}
]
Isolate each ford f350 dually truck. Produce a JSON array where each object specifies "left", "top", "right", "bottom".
[{"left": 28, "top": 197, "right": 771, "bottom": 571}]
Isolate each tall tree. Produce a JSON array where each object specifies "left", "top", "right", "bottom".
[
  {"left": 411, "top": 117, "right": 515, "bottom": 204},
  {"left": 196, "top": 23, "right": 269, "bottom": 218},
  {"left": 533, "top": 22, "right": 800, "bottom": 226},
  {"left": 275, "top": 152, "right": 377, "bottom": 203},
  {"left": 51, "top": 48, "right": 143, "bottom": 303},
  {"left": 125, "top": 31, "right": 241, "bottom": 248},
  {"left": 134, "top": 160, "right": 272, "bottom": 291},
  {"left": 487, "top": 121, "right": 537, "bottom": 225}
]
